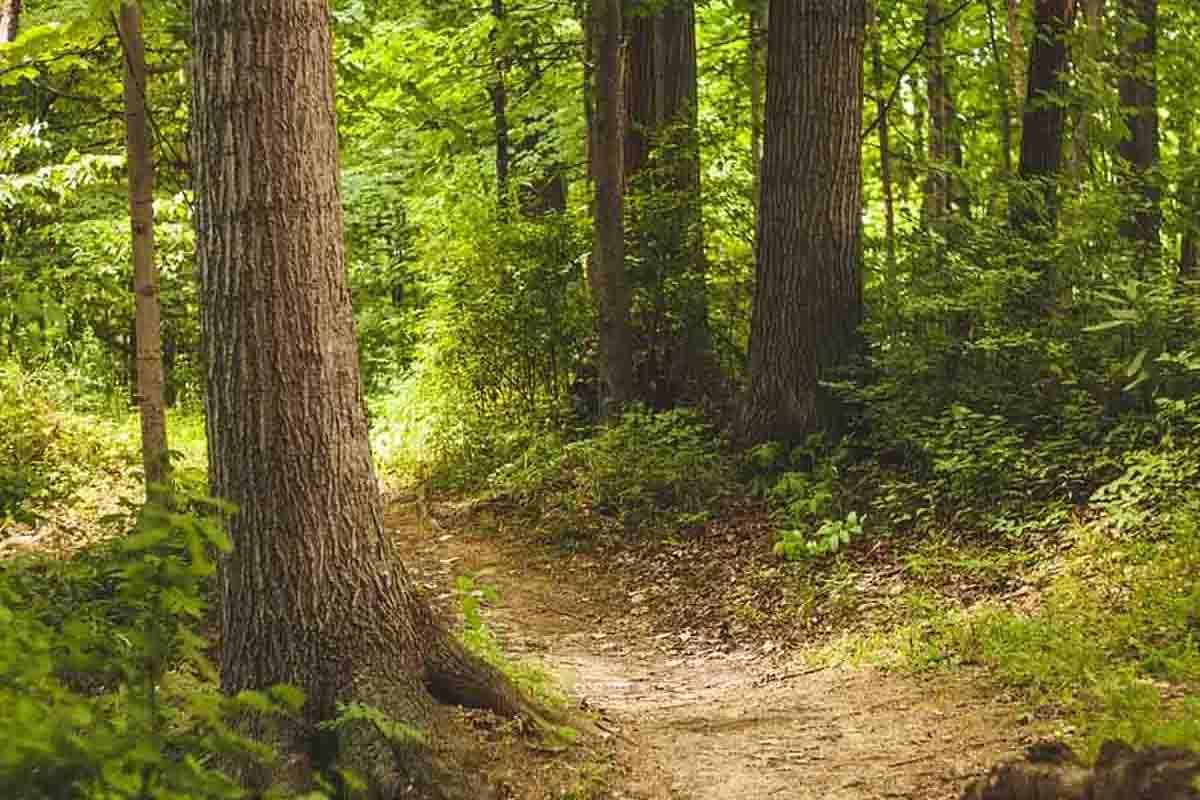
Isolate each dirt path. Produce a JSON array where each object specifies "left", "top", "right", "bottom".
[{"left": 389, "top": 508, "right": 1028, "bottom": 800}]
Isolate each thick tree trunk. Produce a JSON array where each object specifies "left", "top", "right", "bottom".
[
  {"left": 741, "top": 0, "right": 866, "bottom": 446},
  {"left": 1116, "top": 0, "right": 1159, "bottom": 255},
  {"left": 623, "top": 0, "right": 711, "bottom": 407},
  {"left": 190, "top": 0, "right": 537, "bottom": 794},
  {"left": 118, "top": 1, "right": 169, "bottom": 501},
  {"left": 589, "top": 0, "right": 634, "bottom": 411},
  {"left": 1010, "top": 0, "right": 1076, "bottom": 236},
  {"left": 0, "top": 0, "right": 19, "bottom": 43}
]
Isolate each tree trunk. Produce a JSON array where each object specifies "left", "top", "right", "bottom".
[
  {"left": 1116, "top": 0, "right": 1159, "bottom": 255},
  {"left": 925, "top": 0, "right": 951, "bottom": 224},
  {"left": 624, "top": 0, "right": 711, "bottom": 407},
  {"left": 871, "top": 3, "right": 898, "bottom": 292},
  {"left": 589, "top": 0, "right": 634, "bottom": 411},
  {"left": 190, "top": 0, "right": 539, "bottom": 794},
  {"left": 490, "top": 0, "right": 510, "bottom": 211},
  {"left": 118, "top": 0, "right": 169, "bottom": 502},
  {"left": 0, "top": 0, "right": 19, "bottom": 43},
  {"left": 741, "top": 0, "right": 866, "bottom": 446},
  {"left": 1010, "top": 0, "right": 1076, "bottom": 236}
]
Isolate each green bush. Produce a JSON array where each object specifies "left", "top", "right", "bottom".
[
  {"left": 0, "top": 363, "right": 125, "bottom": 520},
  {"left": 0, "top": 501, "right": 305, "bottom": 799},
  {"left": 487, "top": 407, "right": 733, "bottom": 541}
]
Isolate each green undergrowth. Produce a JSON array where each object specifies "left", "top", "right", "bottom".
[{"left": 814, "top": 503, "right": 1200, "bottom": 761}]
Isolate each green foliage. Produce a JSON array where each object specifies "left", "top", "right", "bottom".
[
  {"left": 0, "top": 501, "right": 307, "bottom": 799},
  {"left": 775, "top": 511, "right": 865, "bottom": 561},
  {"left": 487, "top": 407, "right": 732, "bottom": 542},
  {"left": 852, "top": 503, "right": 1200, "bottom": 760},
  {"left": 0, "top": 362, "right": 134, "bottom": 520}
]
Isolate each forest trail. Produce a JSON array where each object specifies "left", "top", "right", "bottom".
[{"left": 388, "top": 505, "right": 1027, "bottom": 800}]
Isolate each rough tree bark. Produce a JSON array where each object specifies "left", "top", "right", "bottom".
[
  {"left": 190, "top": 0, "right": 541, "bottom": 795},
  {"left": 623, "top": 0, "right": 710, "bottom": 408},
  {"left": 1116, "top": 0, "right": 1159, "bottom": 255},
  {"left": 1010, "top": 0, "right": 1077, "bottom": 236},
  {"left": 117, "top": 0, "right": 169, "bottom": 501},
  {"left": 741, "top": 0, "right": 866, "bottom": 446},
  {"left": 589, "top": 0, "right": 635, "bottom": 411}
]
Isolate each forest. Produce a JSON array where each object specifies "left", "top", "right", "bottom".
[{"left": 2, "top": 0, "right": 1200, "bottom": 797}]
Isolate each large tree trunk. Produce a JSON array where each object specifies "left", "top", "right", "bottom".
[
  {"left": 1116, "top": 0, "right": 1159, "bottom": 255},
  {"left": 589, "top": 0, "right": 634, "bottom": 411},
  {"left": 190, "top": 0, "right": 538, "bottom": 794},
  {"left": 1010, "top": 0, "right": 1077, "bottom": 236},
  {"left": 623, "top": 0, "right": 710, "bottom": 408},
  {"left": 118, "top": 0, "right": 169, "bottom": 501},
  {"left": 0, "top": 0, "right": 19, "bottom": 43},
  {"left": 741, "top": 0, "right": 866, "bottom": 446}
]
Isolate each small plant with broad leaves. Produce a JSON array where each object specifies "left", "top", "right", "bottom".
[{"left": 0, "top": 496, "right": 314, "bottom": 799}]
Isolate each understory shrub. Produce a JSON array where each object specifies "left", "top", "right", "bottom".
[
  {"left": 0, "top": 362, "right": 131, "bottom": 521},
  {"left": 0, "top": 502, "right": 304, "bottom": 799},
  {"left": 486, "top": 407, "right": 733, "bottom": 541}
]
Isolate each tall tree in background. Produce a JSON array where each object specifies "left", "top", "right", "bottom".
[
  {"left": 191, "top": 0, "right": 539, "bottom": 792},
  {"left": 490, "top": 0, "right": 511, "bottom": 211},
  {"left": 925, "top": 0, "right": 952, "bottom": 223},
  {"left": 624, "top": 0, "right": 710, "bottom": 407},
  {"left": 741, "top": 0, "right": 866, "bottom": 445},
  {"left": 1116, "top": 0, "right": 1160, "bottom": 253},
  {"left": 117, "top": 0, "right": 169, "bottom": 500},
  {"left": 1010, "top": 0, "right": 1077, "bottom": 236},
  {"left": 748, "top": 0, "right": 767, "bottom": 215},
  {"left": 0, "top": 0, "right": 18, "bottom": 43},
  {"left": 871, "top": 3, "right": 898, "bottom": 291},
  {"left": 589, "top": 0, "right": 634, "bottom": 411}
]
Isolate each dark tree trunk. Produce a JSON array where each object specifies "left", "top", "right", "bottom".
[
  {"left": 0, "top": 0, "right": 19, "bottom": 43},
  {"left": 741, "top": 0, "right": 866, "bottom": 446},
  {"left": 490, "top": 0, "right": 511, "bottom": 211},
  {"left": 624, "top": 0, "right": 711, "bottom": 408},
  {"left": 1010, "top": 0, "right": 1077, "bottom": 236},
  {"left": 190, "top": 0, "right": 538, "bottom": 794},
  {"left": 118, "top": 0, "right": 170, "bottom": 502},
  {"left": 1116, "top": 0, "right": 1159, "bottom": 255},
  {"left": 589, "top": 0, "right": 634, "bottom": 411}
]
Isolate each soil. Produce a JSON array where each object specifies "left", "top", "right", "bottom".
[{"left": 388, "top": 503, "right": 1034, "bottom": 800}]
